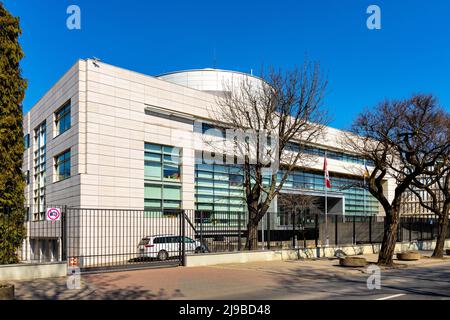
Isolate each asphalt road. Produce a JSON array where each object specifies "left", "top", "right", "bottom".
[
  {"left": 13, "top": 259, "right": 450, "bottom": 300},
  {"left": 212, "top": 263, "right": 450, "bottom": 300}
]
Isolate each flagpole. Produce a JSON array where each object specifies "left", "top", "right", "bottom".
[
  {"left": 362, "top": 159, "right": 366, "bottom": 246},
  {"left": 364, "top": 159, "right": 367, "bottom": 218},
  {"left": 324, "top": 151, "right": 329, "bottom": 247}
]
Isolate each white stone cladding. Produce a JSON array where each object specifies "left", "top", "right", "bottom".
[{"left": 23, "top": 59, "right": 394, "bottom": 213}]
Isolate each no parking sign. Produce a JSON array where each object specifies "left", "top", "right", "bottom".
[{"left": 46, "top": 207, "right": 62, "bottom": 221}]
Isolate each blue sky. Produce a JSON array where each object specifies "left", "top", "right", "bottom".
[{"left": 4, "top": 0, "right": 450, "bottom": 129}]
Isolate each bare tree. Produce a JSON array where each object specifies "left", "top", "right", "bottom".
[
  {"left": 205, "top": 62, "right": 328, "bottom": 249},
  {"left": 278, "top": 193, "right": 315, "bottom": 247},
  {"left": 344, "top": 94, "right": 448, "bottom": 266},
  {"left": 407, "top": 149, "right": 450, "bottom": 258}
]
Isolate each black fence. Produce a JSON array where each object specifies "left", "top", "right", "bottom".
[
  {"left": 0, "top": 206, "right": 64, "bottom": 263},
  {"left": 190, "top": 211, "right": 450, "bottom": 252},
  {"left": 1, "top": 206, "right": 449, "bottom": 273},
  {"left": 64, "top": 208, "right": 193, "bottom": 272}
]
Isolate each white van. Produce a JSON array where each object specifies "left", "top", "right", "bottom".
[{"left": 137, "top": 235, "right": 208, "bottom": 261}]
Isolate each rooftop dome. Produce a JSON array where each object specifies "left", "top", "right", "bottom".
[{"left": 156, "top": 68, "right": 265, "bottom": 96}]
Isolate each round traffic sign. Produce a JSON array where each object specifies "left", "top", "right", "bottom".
[{"left": 46, "top": 208, "right": 61, "bottom": 221}]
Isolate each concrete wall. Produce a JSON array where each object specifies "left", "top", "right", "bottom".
[
  {"left": 0, "top": 262, "right": 67, "bottom": 281},
  {"left": 23, "top": 60, "right": 83, "bottom": 209},
  {"left": 185, "top": 239, "right": 450, "bottom": 267}
]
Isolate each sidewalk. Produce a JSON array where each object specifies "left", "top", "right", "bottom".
[{"left": 11, "top": 250, "right": 450, "bottom": 300}]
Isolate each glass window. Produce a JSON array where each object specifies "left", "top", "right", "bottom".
[
  {"left": 145, "top": 161, "right": 162, "bottom": 180},
  {"left": 145, "top": 143, "right": 162, "bottom": 153},
  {"left": 145, "top": 199, "right": 162, "bottom": 208},
  {"left": 195, "top": 156, "right": 246, "bottom": 220},
  {"left": 163, "top": 146, "right": 181, "bottom": 156},
  {"left": 145, "top": 152, "right": 161, "bottom": 162},
  {"left": 144, "top": 143, "right": 182, "bottom": 214},
  {"left": 229, "top": 175, "right": 243, "bottom": 187},
  {"left": 55, "top": 149, "right": 71, "bottom": 182},
  {"left": 145, "top": 144, "right": 181, "bottom": 182},
  {"left": 24, "top": 170, "right": 30, "bottom": 185},
  {"left": 24, "top": 134, "right": 30, "bottom": 149},
  {"left": 163, "top": 200, "right": 181, "bottom": 209},
  {"left": 144, "top": 184, "right": 162, "bottom": 199},
  {"left": 55, "top": 101, "right": 71, "bottom": 136},
  {"left": 202, "top": 123, "right": 225, "bottom": 138},
  {"left": 163, "top": 186, "right": 181, "bottom": 201},
  {"left": 164, "top": 163, "right": 181, "bottom": 181}
]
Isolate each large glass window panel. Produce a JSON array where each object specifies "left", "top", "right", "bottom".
[
  {"left": 197, "top": 204, "right": 213, "bottom": 210},
  {"left": 197, "top": 179, "right": 214, "bottom": 187},
  {"left": 214, "top": 165, "right": 227, "bottom": 173},
  {"left": 24, "top": 134, "right": 30, "bottom": 149},
  {"left": 214, "top": 196, "right": 230, "bottom": 204},
  {"left": 229, "top": 189, "right": 244, "bottom": 197},
  {"left": 229, "top": 166, "right": 243, "bottom": 175},
  {"left": 55, "top": 101, "right": 71, "bottom": 136},
  {"left": 145, "top": 152, "right": 161, "bottom": 162},
  {"left": 163, "top": 200, "right": 181, "bottom": 209},
  {"left": 230, "top": 205, "right": 245, "bottom": 212},
  {"left": 229, "top": 198, "right": 244, "bottom": 205},
  {"left": 145, "top": 161, "right": 162, "bottom": 180},
  {"left": 164, "top": 154, "right": 181, "bottom": 164},
  {"left": 214, "top": 180, "right": 229, "bottom": 189},
  {"left": 215, "top": 205, "right": 229, "bottom": 212},
  {"left": 145, "top": 143, "right": 162, "bottom": 153},
  {"left": 55, "top": 149, "right": 71, "bottom": 181},
  {"left": 196, "top": 186, "right": 214, "bottom": 195},
  {"left": 197, "top": 195, "right": 214, "bottom": 202},
  {"left": 229, "top": 174, "right": 243, "bottom": 187},
  {"left": 163, "top": 146, "right": 181, "bottom": 155},
  {"left": 163, "top": 163, "right": 181, "bottom": 181},
  {"left": 145, "top": 199, "right": 162, "bottom": 208},
  {"left": 163, "top": 186, "right": 181, "bottom": 201},
  {"left": 214, "top": 188, "right": 229, "bottom": 196},
  {"left": 145, "top": 184, "right": 162, "bottom": 199},
  {"left": 197, "top": 171, "right": 213, "bottom": 179},
  {"left": 196, "top": 163, "right": 214, "bottom": 171},
  {"left": 214, "top": 172, "right": 229, "bottom": 181}
]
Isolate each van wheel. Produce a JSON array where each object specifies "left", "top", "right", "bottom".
[
  {"left": 195, "top": 247, "right": 203, "bottom": 254},
  {"left": 157, "top": 250, "right": 169, "bottom": 261}
]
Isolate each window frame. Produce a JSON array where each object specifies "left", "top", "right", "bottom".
[
  {"left": 54, "top": 101, "right": 71, "bottom": 137},
  {"left": 24, "top": 133, "right": 30, "bottom": 149},
  {"left": 54, "top": 149, "right": 71, "bottom": 182},
  {"left": 144, "top": 143, "right": 183, "bottom": 215}
]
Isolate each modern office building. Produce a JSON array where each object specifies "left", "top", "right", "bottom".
[
  {"left": 21, "top": 59, "right": 398, "bottom": 263},
  {"left": 22, "top": 59, "right": 392, "bottom": 219}
]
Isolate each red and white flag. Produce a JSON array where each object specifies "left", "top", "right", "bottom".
[{"left": 324, "top": 154, "right": 331, "bottom": 189}]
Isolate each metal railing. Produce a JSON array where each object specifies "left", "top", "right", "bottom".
[
  {"left": 189, "top": 211, "right": 450, "bottom": 251},
  {"left": 1, "top": 206, "right": 449, "bottom": 272}
]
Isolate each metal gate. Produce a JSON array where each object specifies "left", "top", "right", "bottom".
[{"left": 64, "top": 208, "right": 187, "bottom": 273}]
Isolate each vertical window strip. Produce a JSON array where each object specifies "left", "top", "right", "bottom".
[
  {"left": 55, "top": 101, "right": 71, "bottom": 136},
  {"left": 144, "top": 143, "right": 182, "bottom": 214}
]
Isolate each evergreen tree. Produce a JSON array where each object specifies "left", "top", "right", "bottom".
[{"left": 0, "top": 2, "right": 27, "bottom": 264}]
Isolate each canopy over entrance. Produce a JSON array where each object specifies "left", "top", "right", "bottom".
[{"left": 278, "top": 189, "right": 345, "bottom": 216}]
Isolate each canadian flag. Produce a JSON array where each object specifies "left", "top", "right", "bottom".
[{"left": 324, "top": 154, "right": 332, "bottom": 189}]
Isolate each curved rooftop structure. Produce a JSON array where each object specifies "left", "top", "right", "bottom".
[{"left": 157, "top": 68, "right": 265, "bottom": 96}]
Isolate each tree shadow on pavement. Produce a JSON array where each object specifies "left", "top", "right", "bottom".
[
  {"left": 13, "top": 273, "right": 185, "bottom": 300},
  {"left": 263, "top": 262, "right": 450, "bottom": 300}
]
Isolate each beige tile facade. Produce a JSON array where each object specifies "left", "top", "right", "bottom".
[{"left": 23, "top": 59, "right": 394, "bottom": 215}]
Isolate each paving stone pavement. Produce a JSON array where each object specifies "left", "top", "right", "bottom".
[{"left": 11, "top": 250, "right": 450, "bottom": 300}]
